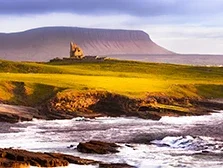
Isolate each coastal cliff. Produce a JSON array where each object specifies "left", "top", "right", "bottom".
[{"left": 0, "top": 59, "right": 222, "bottom": 123}]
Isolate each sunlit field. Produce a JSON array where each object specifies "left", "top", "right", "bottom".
[{"left": 0, "top": 59, "right": 222, "bottom": 105}]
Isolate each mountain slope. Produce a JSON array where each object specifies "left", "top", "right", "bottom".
[{"left": 0, "top": 27, "right": 173, "bottom": 61}]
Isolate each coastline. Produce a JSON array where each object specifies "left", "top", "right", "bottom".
[
  {"left": 0, "top": 59, "right": 222, "bottom": 167},
  {"left": 1, "top": 110, "right": 223, "bottom": 168},
  {"left": 1, "top": 94, "right": 223, "bottom": 123}
]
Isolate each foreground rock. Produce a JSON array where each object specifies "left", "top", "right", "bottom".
[
  {"left": 0, "top": 104, "right": 42, "bottom": 123},
  {"left": 77, "top": 140, "right": 120, "bottom": 154},
  {"left": 99, "top": 163, "right": 136, "bottom": 168},
  {"left": 0, "top": 148, "right": 98, "bottom": 167},
  {"left": 0, "top": 148, "right": 135, "bottom": 168}
]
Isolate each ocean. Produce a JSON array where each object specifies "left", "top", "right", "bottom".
[{"left": 0, "top": 111, "right": 223, "bottom": 168}]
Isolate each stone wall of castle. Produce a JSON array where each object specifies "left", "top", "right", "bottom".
[{"left": 70, "top": 42, "right": 84, "bottom": 59}]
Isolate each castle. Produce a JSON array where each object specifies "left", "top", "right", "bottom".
[
  {"left": 70, "top": 42, "right": 84, "bottom": 59},
  {"left": 49, "top": 42, "right": 107, "bottom": 62}
]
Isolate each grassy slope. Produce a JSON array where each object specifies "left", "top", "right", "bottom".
[{"left": 0, "top": 59, "right": 222, "bottom": 106}]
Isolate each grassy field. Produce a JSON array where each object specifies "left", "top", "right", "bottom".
[{"left": 0, "top": 59, "right": 222, "bottom": 105}]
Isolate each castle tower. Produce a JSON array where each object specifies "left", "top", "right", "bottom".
[{"left": 70, "top": 42, "right": 84, "bottom": 59}]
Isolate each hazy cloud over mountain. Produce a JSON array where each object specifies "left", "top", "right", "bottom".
[{"left": 0, "top": 0, "right": 223, "bottom": 17}]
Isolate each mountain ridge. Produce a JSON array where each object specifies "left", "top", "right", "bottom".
[{"left": 0, "top": 26, "right": 173, "bottom": 61}]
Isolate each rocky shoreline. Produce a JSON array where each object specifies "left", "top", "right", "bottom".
[
  {"left": 0, "top": 94, "right": 222, "bottom": 167},
  {"left": 0, "top": 91, "right": 223, "bottom": 123},
  {"left": 0, "top": 141, "right": 135, "bottom": 168},
  {"left": 0, "top": 91, "right": 223, "bottom": 167},
  {"left": 1, "top": 138, "right": 222, "bottom": 168}
]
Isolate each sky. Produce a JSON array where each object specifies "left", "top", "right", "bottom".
[{"left": 0, "top": 0, "right": 223, "bottom": 54}]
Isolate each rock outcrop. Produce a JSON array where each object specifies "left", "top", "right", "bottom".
[
  {"left": 77, "top": 140, "right": 120, "bottom": 154},
  {"left": 46, "top": 91, "right": 141, "bottom": 119},
  {"left": 45, "top": 90, "right": 219, "bottom": 121},
  {"left": 0, "top": 27, "right": 173, "bottom": 61},
  {"left": 0, "top": 148, "right": 99, "bottom": 167},
  {"left": 2, "top": 90, "right": 222, "bottom": 123},
  {"left": 0, "top": 104, "right": 42, "bottom": 123},
  {"left": 99, "top": 163, "right": 136, "bottom": 168},
  {"left": 0, "top": 148, "right": 136, "bottom": 168}
]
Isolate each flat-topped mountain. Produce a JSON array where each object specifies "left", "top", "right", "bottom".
[{"left": 0, "top": 27, "right": 173, "bottom": 61}]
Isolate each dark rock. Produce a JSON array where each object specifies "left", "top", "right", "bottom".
[
  {"left": 0, "top": 148, "right": 69, "bottom": 167},
  {"left": 77, "top": 140, "right": 120, "bottom": 154},
  {"left": 125, "top": 144, "right": 134, "bottom": 148},
  {"left": 0, "top": 104, "right": 41, "bottom": 123},
  {"left": 0, "top": 113, "right": 27, "bottom": 123},
  {"left": 192, "top": 100, "right": 223, "bottom": 110},
  {"left": 0, "top": 148, "right": 101, "bottom": 167},
  {"left": 137, "top": 111, "right": 161, "bottom": 120},
  {"left": 89, "top": 93, "right": 140, "bottom": 116},
  {"left": 138, "top": 105, "right": 158, "bottom": 112},
  {"left": 0, "top": 159, "right": 30, "bottom": 168},
  {"left": 99, "top": 163, "right": 136, "bottom": 168},
  {"left": 67, "top": 144, "right": 75, "bottom": 148},
  {"left": 46, "top": 153, "right": 99, "bottom": 165}
]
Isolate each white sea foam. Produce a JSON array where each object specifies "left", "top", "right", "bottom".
[
  {"left": 1, "top": 111, "right": 223, "bottom": 168},
  {"left": 63, "top": 164, "right": 98, "bottom": 168},
  {"left": 31, "top": 164, "right": 98, "bottom": 168},
  {"left": 160, "top": 110, "right": 223, "bottom": 125},
  {"left": 150, "top": 135, "right": 221, "bottom": 151}
]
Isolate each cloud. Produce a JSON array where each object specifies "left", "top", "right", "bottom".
[
  {"left": 1, "top": 0, "right": 223, "bottom": 54},
  {"left": 143, "top": 24, "right": 223, "bottom": 54},
  {"left": 0, "top": 0, "right": 223, "bottom": 17},
  {"left": 0, "top": 13, "right": 136, "bottom": 33}
]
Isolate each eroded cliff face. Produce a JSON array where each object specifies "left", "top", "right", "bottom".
[
  {"left": 0, "top": 27, "right": 173, "bottom": 61},
  {"left": 1, "top": 86, "right": 223, "bottom": 123},
  {"left": 44, "top": 90, "right": 216, "bottom": 120}
]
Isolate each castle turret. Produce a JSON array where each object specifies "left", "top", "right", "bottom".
[{"left": 70, "top": 42, "right": 84, "bottom": 59}]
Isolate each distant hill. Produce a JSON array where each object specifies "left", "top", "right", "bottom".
[{"left": 0, "top": 27, "right": 174, "bottom": 61}]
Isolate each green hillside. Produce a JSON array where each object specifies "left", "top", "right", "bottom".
[{"left": 0, "top": 59, "right": 222, "bottom": 106}]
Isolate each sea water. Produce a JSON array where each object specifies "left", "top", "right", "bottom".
[{"left": 0, "top": 111, "right": 223, "bottom": 168}]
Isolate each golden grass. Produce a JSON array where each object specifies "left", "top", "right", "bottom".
[{"left": 0, "top": 59, "right": 222, "bottom": 105}]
